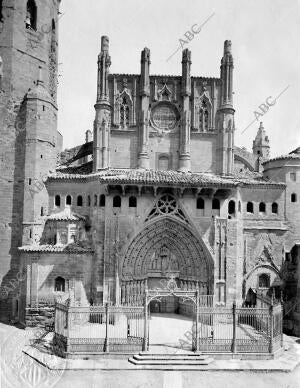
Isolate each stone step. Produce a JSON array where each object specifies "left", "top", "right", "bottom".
[
  {"left": 136, "top": 353, "right": 209, "bottom": 361},
  {"left": 128, "top": 357, "right": 214, "bottom": 366},
  {"left": 129, "top": 352, "right": 213, "bottom": 366}
]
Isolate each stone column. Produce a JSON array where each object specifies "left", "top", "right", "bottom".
[
  {"left": 93, "top": 36, "right": 111, "bottom": 171},
  {"left": 179, "top": 49, "right": 191, "bottom": 172},
  {"left": 293, "top": 246, "right": 300, "bottom": 335},
  {"left": 138, "top": 48, "right": 150, "bottom": 169}
]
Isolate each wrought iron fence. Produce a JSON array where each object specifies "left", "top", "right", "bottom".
[
  {"left": 53, "top": 298, "right": 283, "bottom": 356},
  {"left": 197, "top": 302, "right": 283, "bottom": 354},
  {"left": 54, "top": 303, "right": 145, "bottom": 355}
]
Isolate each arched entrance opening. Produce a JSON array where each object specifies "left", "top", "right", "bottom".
[
  {"left": 120, "top": 216, "right": 214, "bottom": 351},
  {"left": 121, "top": 216, "right": 214, "bottom": 303}
]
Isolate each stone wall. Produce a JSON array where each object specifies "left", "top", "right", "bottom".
[{"left": 0, "top": 0, "right": 60, "bottom": 320}]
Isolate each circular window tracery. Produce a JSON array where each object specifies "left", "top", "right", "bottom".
[
  {"left": 151, "top": 103, "right": 178, "bottom": 132},
  {"left": 157, "top": 194, "right": 177, "bottom": 215}
]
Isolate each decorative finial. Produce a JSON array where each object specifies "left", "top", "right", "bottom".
[
  {"left": 101, "top": 35, "right": 109, "bottom": 52},
  {"left": 224, "top": 40, "right": 232, "bottom": 54},
  {"left": 141, "top": 47, "right": 150, "bottom": 62},
  {"left": 182, "top": 48, "right": 191, "bottom": 62}
]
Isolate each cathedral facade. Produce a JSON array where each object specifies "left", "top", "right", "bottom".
[{"left": 0, "top": 1, "right": 300, "bottom": 335}]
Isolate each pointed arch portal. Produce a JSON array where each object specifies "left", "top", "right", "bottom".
[{"left": 121, "top": 217, "right": 214, "bottom": 293}]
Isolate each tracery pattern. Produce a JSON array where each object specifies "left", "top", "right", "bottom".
[{"left": 145, "top": 194, "right": 188, "bottom": 223}]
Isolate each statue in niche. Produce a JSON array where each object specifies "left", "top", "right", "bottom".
[
  {"left": 150, "top": 252, "right": 160, "bottom": 270},
  {"left": 160, "top": 245, "right": 171, "bottom": 272},
  {"left": 149, "top": 245, "right": 180, "bottom": 275}
]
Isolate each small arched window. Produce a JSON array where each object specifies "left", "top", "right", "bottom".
[
  {"left": 271, "top": 202, "right": 278, "bottom": 214},
  {"left": 99, "top": 194, "right": 106, "bottom": 207},
  {"left": 54, "top": 276, "right": 65, "bottom": 292},
  {"left": 247, "top": 202, "right": 254, "bottom": 213},
  {"left": 258, "top": 273, "right": 270, "bottom": 288},
  {"left": 129, "top": 196, "right": 137, "bottom": 208},
  {"left": 52, "top": 19, "right": 55, "bottom": 31},
  {"left": 113, "top": 195, "right": 121, "bottom": 208},
  {"left": 196, "top": 197, "right": 205, "bottom": 209},
  {"left": 228, "top": 200, "right": 235, "bottom": 215},
  {"left": 259, "top": 202, "right": 266, "bottom": 213},
  {"left": 26, "top": 0, "right": 37, "bottom": 30},
  {"left": 55, "top": 195, "right": 61, "bottom": 207},
  {"left": 77, "top": 195, "right": 83, "bottom": 207},
  {"left": 87, "top": 195, "right": 91, "bottom": 207},
  {"left": 66, "top": 195, "right": 72, "bottom": 205},
  {"left": 94, "top": 195, "right": 98, "bottom": 206},
  {"left": 40, "top": 206, "right": 44, "bottom": 216},
  {"left": 238, "top": 201, "right": 241, "bottom": 212},
  {"left": 291, "top": 193, "right": 297, "bottom": 203},
  {"left": 212, "top": 198, "right": 220, "bottom": 210}
]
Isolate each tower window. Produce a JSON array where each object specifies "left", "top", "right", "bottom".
[
  {"left": 94, "top": 195, "right": 98, "bottom": 206},
  {"left": 26, "top": 0, "right": 37, "bottom": 30},
  {"left": 212, "top": 198, "right": 220, "bottom": 210},
  {"left": 113, "top": 195, "right": 121, "bottom": 208},
  {"left": 40, "top": 207, "right": 44, "bottom": 216},
  {"left": 87, "top": 195, "right": 91, "bottom": 207},
  {"left": 77, "top": 195, "right": 83, "bottom": 207},
  {"left": 99, "top": 194, "right": 106, "bottom": 207},
  {"left": 55, "top": 195, "right": 61, "bottom": 207},
  {"left": 129, "top": 196, "right": 137, "bottom": 208},
  {"left": 228, "top": 200, "right": 235, "bottom": 216},
  {"left": 54, "top": 276, "right": 65, "bottom": 292},
  {"left": 271, "top": 202, "right": 278, "bottom": 214},
  {"left": 0, "top": 0, "right": 3, "bottom": 23},
  {"left": 259, "top": 202, "right": 266, "bottom": 213},
  {"left": 258, "top": 273, "right": 270, "bottom": 288},
  {"left": 247, "top": 202, "right": 254, "bottom": 213},
  {"left": 66, "top": 195, "right": 72, "bottom": 205},
  {"left": 28, "top": 178, "right": 32, "bottom": 185},
  {"left": 291, "top": 193, "right": 297, "bottom": 203},
  {"left": 238, "top": 201, "right": 241, "bottom": 212},
  {"left": 52, "top": 19, "right": 55, "bottom": 31},
  {"left": 196, "top": 197, "right": 205, "bottom": 209}
]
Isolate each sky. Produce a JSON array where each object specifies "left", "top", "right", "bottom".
[{"left": 57, "top": 0, "right": 300, "bottom": 157}]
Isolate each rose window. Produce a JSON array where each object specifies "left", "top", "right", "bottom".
[{"left": 157, "top": 194, "right": 177, "bottom": 214}]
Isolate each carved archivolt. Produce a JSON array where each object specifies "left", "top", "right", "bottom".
[{"left": 121, "top": 216, "right": 214, "bottom": 291}]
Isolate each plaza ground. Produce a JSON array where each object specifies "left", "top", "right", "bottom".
[{"left": 1, "top": 322, "right": 300, "bottom": 388}]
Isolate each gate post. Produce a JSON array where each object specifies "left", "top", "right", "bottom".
[
  {"left": 195, "top": 290, "right": 199, "bottom": 352},
  {"left": 231, "top": 301, "right": 237, "bottom": 353},
  {"left": 143, "top": 290, "right": 148, "bottom": 351},
  {"left": 280, "top": 302, "right": 284, "bottom": 349},
  {"left": 104, "top": 303, "right": 109, "bottom": 352},
  {"left": 269, "top": 301, "right": 274, "bottom": 354}
]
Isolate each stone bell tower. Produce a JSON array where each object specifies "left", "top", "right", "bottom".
[{"left": 0, "top": 0, "right": 61, "bottom": 320}]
